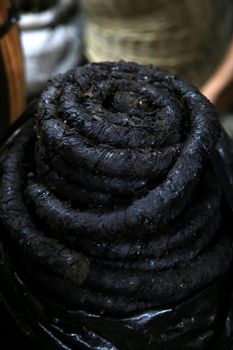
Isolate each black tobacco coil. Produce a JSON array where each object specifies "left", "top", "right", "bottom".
[{"left": 0, "top": 61, "right": 233, "bottom": 349}]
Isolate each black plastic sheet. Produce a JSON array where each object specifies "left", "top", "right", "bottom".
[{"left": 0, "top": 240, "right": 233, "bottom": 349}]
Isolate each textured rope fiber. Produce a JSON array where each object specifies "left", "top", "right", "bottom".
[
  {"left": 82, "top": 0, "right": 233, "bottom": 87},
  {"left": 0, "top": 62, "right": 232, "bottom": 319}
]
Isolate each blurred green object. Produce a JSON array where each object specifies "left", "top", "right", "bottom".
[{"left": 82, "top": 0, "right": 233, "bottom": 87}]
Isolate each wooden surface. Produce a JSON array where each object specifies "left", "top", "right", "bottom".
[{"left": 0, "top": 0, "right": 25, "bottom": 126}]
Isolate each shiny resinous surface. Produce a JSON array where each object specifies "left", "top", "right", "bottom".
[{"left": 0, "top": 62, "right": 233, "bottom": 349}]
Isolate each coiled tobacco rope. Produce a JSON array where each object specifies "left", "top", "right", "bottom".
[{"left": 0, "top": 62, "right": 232, "bottom": 349}]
